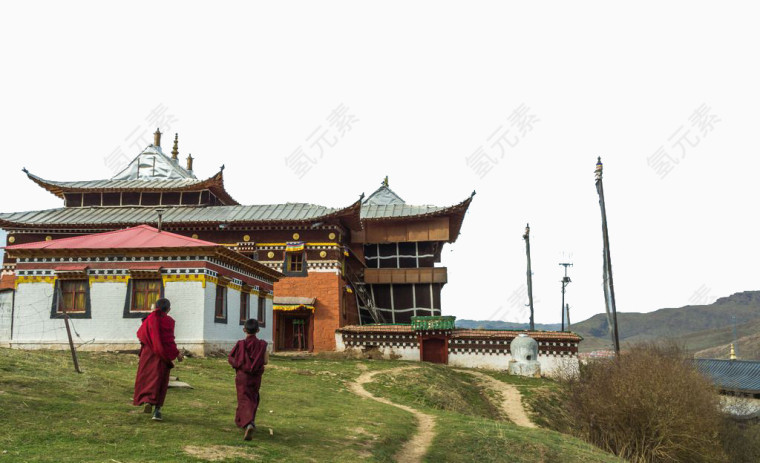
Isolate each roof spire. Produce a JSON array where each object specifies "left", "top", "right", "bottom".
[
  {"left": 154, "top": 128, "right": 162, "bottom": 147},
  {"left": 186, "top": 153, "right": 194, "bottom": 173},
  {"left": 730, "top": 343, "right": 737, "bottom": 360},
  {"left": 382, "top": 176, "right": 389, "bottom": 187},
  {"left": 171, "top": 133, "right": 179, "bottom": 160}
]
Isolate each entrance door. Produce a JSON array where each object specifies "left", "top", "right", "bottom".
[
  {"left": 421, "top": 337, "right": 448, "bottom": 364},
  {"left": 276, "top": 312, "right": 311, "bottom": 351}
]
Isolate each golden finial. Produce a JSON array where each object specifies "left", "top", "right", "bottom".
[
  {"left": 730, "top": 343, "right": 736, "bottom": 360},
  {"left": 186, "top": 153, "right": 194, "bottom": 172},
  {"left": 171, "top": 133, "right": 179, "bottom": 160},
  {"left": 382, "top": 176, "right": 389, "bottom": 187},
  {"left": 154, "top": 128, "right": 162, "bottom": 147}
]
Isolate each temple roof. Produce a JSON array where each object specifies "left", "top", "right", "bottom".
[
  {"left": 111, "top": 145, "right": 195, "bottom": 180},
  {"left": 23, "top": 166, "right": 239, "bottom": 205},
  {"left": 5, "top": 224, "right": 218, "bottom": 250},
  {"left": 694, "top": 358, "right": 760, "bottom": 395},
  {"left": 5, "top": 225, "right": 283, "bottom": 281},
  {"left": 363, "top": 182, "right": 406, "bottom": 206},
  {"left": 0, "top": 200, "right": 364, "bottom": 231}
]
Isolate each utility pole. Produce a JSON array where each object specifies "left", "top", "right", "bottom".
[
  {"left": 559, "top": 263, "right": 573, "bottom": 331},
  {"left": 523, "top": 224, "right": 535, "bottom": 331},
  {"left": 595, "top": 157, "right": 621, "bottom": 354}
]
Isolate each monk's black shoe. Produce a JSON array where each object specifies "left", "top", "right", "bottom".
[
  {"left": 143, "top": 403, "right": 153, "bottom": 414},
  {"left": 152, "top": 408, "right": 163, "bottom": 421},
  {"left": 244, "top": 424, "right": 255, "bottom": 441}
]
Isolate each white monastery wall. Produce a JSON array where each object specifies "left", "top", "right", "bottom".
[
  {"left": 334, "top": 331, "right": 579, "bottom": 377},
  {"left": 165, "top": 280, "right": 205, "bottom": 345},
  {"left": 201, "top": 282, "right": 244, "bottom": 353},
  {"left": 258, "top": 297, "right": 274, "bottom": 350},
  {"left": 0, "top": 290, "right": 12, "bottom": 346},
  {"left": 448, "top": 352, "right": 513, "bottom": 370}
]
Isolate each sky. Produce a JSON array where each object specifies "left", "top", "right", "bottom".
[{"left": 1, "top": 2, "right": 759, "bottom": 325}]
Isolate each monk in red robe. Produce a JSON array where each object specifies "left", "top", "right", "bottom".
[
  {"left": 228, "top": 319, "right": 269, "bottom": 440},
  {"left": 133, "top": 298, "right": 183, "bottom": 421}
]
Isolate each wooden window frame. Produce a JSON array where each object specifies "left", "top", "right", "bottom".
[
  {"left": 215, "top": 283, "right": 228, "bottom": 323},
  {"left": 51, "top": 279, "right": 91, "bottom": 319},
  {"left": 282, "top": 252, "right": 307, "bottom": 277},
  {"left": 123, "top": 277, "right": 164, "bottom": 319},
  {"left": 239, "top": 291, "right": 249, "bottom": 325},
  {"left": 257, "top": 293, "right": 266, "bottom": 327}
]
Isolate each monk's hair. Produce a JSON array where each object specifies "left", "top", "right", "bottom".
[
  {"left": 244, "top": 319, "right": 259, "bottom": 334},
  {"left": 155, "top": 298, "right": 171, "bottom": 312}
]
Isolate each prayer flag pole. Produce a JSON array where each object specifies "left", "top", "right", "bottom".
[
  {"left": 595, "top": 157, "right": 621, "bottom": 354},
  {"left": 523, "top": 224, "right": 535, "bottom": 331}
]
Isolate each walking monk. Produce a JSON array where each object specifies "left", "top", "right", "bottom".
[
  {"left": 133, "top": 298, "right": 183, "bottom": 421},
  {"left": 228, "top": 319, "right": 268, "bottom": 440}
]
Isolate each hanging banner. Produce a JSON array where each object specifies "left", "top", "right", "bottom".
[{"left": 285, "top": 242, "right": 305, "bottom": 253}]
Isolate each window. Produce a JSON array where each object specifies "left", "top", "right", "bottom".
[
  {"left": 240, "top": 291, "right": 249, "bottom": 325},
  {"left": 61, "top": 280, "right": 88, "bottom": 313},
  {"left": 131, "top": 280, "right": 162, "bottom": 312},
  {"left": 288, "top": 253, "right": 303, "bottom": 273},
  {"left": 51, "top": 279, "right": 91, "bottom": 319},
  {"left": 215, "top": 284, "right": 227, "bottom": 323},
  {"left": 257, "top": 294, "right": 266, "bottom": 327},
  {"left": 123, "top": 277, "right": 164, "bottom": 318}
]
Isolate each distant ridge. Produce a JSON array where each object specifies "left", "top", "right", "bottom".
[
  {"left": 570, "top": 291, "right": 760, "bottom": 357},
  {"left": 456, "top": 319, "right": 562, "bottom": 331}
]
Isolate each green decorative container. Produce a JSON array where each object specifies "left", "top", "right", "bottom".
[{"left": 411, "top": 316, "right": 456, "bottom": 331}]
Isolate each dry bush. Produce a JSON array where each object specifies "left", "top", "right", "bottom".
[{"left": 565, "top": 343, "right": 726, "bottom": 463}]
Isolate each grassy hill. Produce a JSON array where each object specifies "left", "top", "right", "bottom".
[
  {"left": 570, "top": 291, "right": 760, "bottom": 355},
  {"left": 0, "top": 348, "right": 621, "bottom": 462}
]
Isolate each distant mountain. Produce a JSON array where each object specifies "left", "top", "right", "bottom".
[
  {"left": 456, "top": 319, "right": 562, "bottom": 331},
  {"left": 572, "top": 291, "right": 760, "bottom": 357}
]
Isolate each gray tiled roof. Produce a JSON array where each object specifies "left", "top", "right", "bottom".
[
  {"left": 0, "top": 204, "right": 347, "bottom": 227},
  {"left": 694, "top": 359, "right": 760, "bottom": 394},
  {"left": 361, "top": 204, "right": 447, "bottom": 219},
  {"left": 34, "top": 178, "right": 204, "bottom": 190},
  {"left": 0, "top": 202, "right": 455, "bottom": 226}
]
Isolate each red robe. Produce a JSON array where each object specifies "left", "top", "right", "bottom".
[
  {"left": 133, "top": 310, "right": 180, "bottom": 407},
  {"left": 228, "top": 336, "right": 268, "bottom": 427}
]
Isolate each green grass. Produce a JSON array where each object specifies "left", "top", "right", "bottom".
[
  {"left": 0, "top": 349, "right": 620, "bottom": 462},
  {"left": 364, "top": 364, "right": 622, "bottom": 463}
]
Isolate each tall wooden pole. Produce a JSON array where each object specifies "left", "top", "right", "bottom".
[
  {"left": 595, "top": 157, "right": 621, "bottom": 354},
  {"left": 63, "top": 314, "right": 82, "bottom": 374},
  {"left": 523, "top": 224, "right": 535, "bottom": 331},
  {"left": 57, "top": 284, "right": 82, "bottom": 373}
]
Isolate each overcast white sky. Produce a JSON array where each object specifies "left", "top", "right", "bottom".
[{"left": 2, "top": 2, "right": 759, "bottom": 325}]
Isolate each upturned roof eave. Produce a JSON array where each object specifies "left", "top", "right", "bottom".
[
  {"left": 360, "top": 191, "right": 475, "bottom": 242},
  {"left": 22, "top": 168, "right": 239, "bottom": 205}
]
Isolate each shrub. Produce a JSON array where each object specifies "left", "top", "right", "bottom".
[{"left": 564, "top": 343, "right": 726, "bottom": 462}]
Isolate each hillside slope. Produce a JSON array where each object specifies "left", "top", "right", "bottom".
[
  {"left": 571, "top": 291, "right": 760, "bottom": 354},
  {"left": 0, "top": 348, "right": 621, "bottom": 462}
]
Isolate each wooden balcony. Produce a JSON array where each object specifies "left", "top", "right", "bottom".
[{"left": 363, "top": 267, "right": 448, "bottom": 284}]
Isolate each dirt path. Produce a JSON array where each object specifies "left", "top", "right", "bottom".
[
  {"left": 349, "top": 365, "right": 435, "bottom": 463},
  {"left": 457, "top": 369, "right": 536, "bottom": 428}
]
